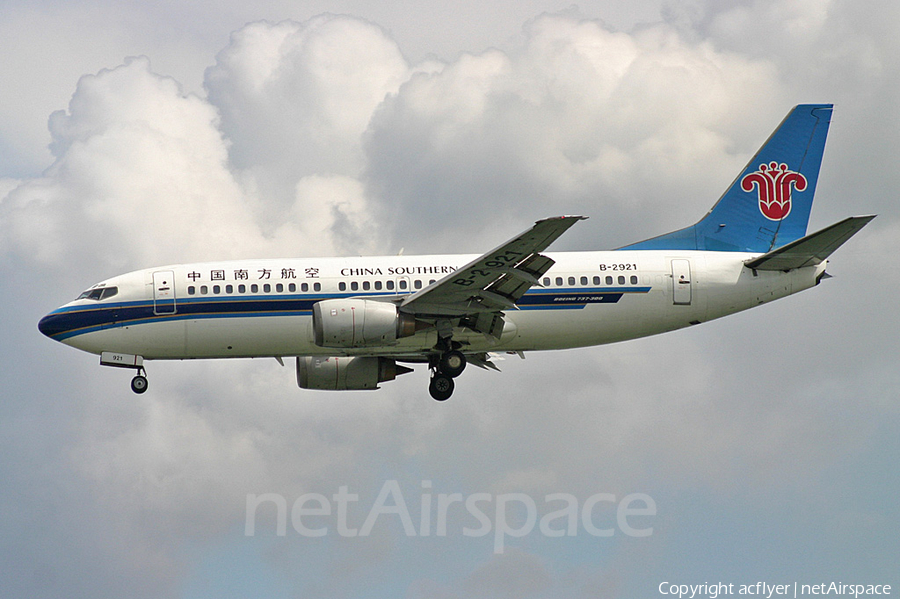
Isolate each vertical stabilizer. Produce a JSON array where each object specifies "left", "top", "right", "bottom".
[{"left": 621, "top": 104, "right": 833, "bottom": 252}]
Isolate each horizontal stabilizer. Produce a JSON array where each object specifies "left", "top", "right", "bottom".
[{"left": 744, "top": 215, "right": 875, "bottom": 271}]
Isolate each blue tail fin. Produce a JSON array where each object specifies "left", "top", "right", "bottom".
[{"left": 620, "top": 104, "right": 833, "bottom": 252}]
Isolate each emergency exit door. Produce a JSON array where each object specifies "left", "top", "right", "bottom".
[
  {"left": 153, "top": 270, "right": 177, "bottom": 314},
  {"left": 671, "top": 259, "right": 692, "bottom": 305}
]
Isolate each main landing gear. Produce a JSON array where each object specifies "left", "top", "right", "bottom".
[{"left": 428, "top": 348, "right": 467, "bottom": 401}]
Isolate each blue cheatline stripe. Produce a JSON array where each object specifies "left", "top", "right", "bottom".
[
  {"left": 40, "top": 287, "right": 652, "bottom": 341},
  {"left": 41, "top": 295, "right": 322, "bottom": 341}
]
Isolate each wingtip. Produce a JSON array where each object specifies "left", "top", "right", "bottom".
[
  {"left": 536, "top": 215, "right": 588, "bottom": 225},
  {"left": 844, "top": 214, "right": 877, "bottom": 227}
]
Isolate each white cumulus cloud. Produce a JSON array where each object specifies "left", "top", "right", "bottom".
[{"left": 364, "top": 12, "right": 781, "bottom": 251}]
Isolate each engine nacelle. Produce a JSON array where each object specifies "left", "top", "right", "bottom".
[
  {"left": 296, "top": 356, "right": 412, "bottom": 390},
  {"left": 312, "top": 298, "right": 417, "bottom": 348}
]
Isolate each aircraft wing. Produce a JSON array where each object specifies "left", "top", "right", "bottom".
[
  {"left": 399, "top": 216, "right": 586, "bottom": 323},
  {"left": 744, "top": 215, "right": 875, "bottom": 271}
]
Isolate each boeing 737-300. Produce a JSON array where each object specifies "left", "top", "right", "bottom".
[{"left": 39, "top": 104, "right": 874, "bottom": 400}]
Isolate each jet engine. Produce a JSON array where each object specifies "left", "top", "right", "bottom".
[
  {"left": 312, "top": 299, "right": 418, "bottom": 348},
  {"left": 296, "top": 356, "right": 413, "bottom": 390}
]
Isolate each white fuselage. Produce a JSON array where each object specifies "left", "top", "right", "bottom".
[{"left": 47, "top": 250, "right": 824, "bottom": 361}]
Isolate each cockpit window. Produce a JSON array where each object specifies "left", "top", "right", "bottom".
[
  {"left": 77, "top": 286, "right": 118, "bottom": 301},
  {"left": 77, "top": 289, "right": 102, "bottom": 301}
]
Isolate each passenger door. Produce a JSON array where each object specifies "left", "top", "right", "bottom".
[
  {"left": 671, "top": 259, "right": 692, "bottom": 306},
  {"left": 153, "top": 270, "right": 177, "bottom": 314}
]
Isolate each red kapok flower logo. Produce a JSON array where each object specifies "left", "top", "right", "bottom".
[{"left": 741, "top": 162, "right": 807, "bottom": 221}]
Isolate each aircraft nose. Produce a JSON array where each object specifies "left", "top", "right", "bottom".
[{"left": 38, "top": 309, "right": 69, "bottom": 340}]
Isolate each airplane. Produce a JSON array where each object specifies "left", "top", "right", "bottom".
[{"left": 38, "top": 104, "right": 874, "bottom": 401}]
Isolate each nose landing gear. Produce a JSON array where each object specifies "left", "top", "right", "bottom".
[
  {"left": 100, "top": 351, "right": 148, "bottom": 394},
  {"left": 130, "top": 371, "right": 149, "bottom": 394}
]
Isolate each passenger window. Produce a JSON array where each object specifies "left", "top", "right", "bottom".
[
  {"left": 387, "top": 280, "right": 395, "bottom": 290},
  {"left": 606, "top": 276, "right": 613, "bottom": 285},
  {"left": 362, "top": 281, "right": 370, "bottom": 291},
  {"left": 200, "top": 285, "right": 208, "bottom": 295},
  {"left": 374, "top": 281, "right": 382, "bottom": 291},
  {"left": 251, "top": 284, "right": 259, "bottom": 293},
  {"left": 188, "top": 286, "right": 196, "bottom": 296},
  {"left": 630, "top": 275, "right": 638, "bottom": 285},
  {"left": 289, "top": 283, "right": 296, "bottom": 292},
  {"left": 238, "top": 284, "right": 246, "bottom": 293},
  {"left": 226, "top": 285, "right": 233, "bottom": 294},
  {"left": 580, "top": 276, "right": 588, "bottom": 285},
  {"left": 314, "top": 283, "right": 321, "bottom": 292},
  {"left": 300, "top": 283, "right": 308, "bottom": 292},
  {"left": 399, "top": 280, "right": 407, "bottom": 290},
  {"left": 213, "top": 285, "right": 221, "bottom": 294},
  {"left": 429, "top": 279, "right": 435, "bottom": 285},
  {"left": 567, "top": 277, "right": 575, "bottom": 286},
  {"left": 414, "top": 280, "right": 423, "bottom": 289},
  {"left": 339, "top": 282, "right": 346, "bottom": 291},
  {"left": 617, "top": 276, "right": 625, "bottom": 285},
  {"left": 276, "top": 283, "right": 284, "bottom": 292},
  {"left": 542, "top": 277, "right": 551, "bottom": 286},
  {"left": 263, "top": 283, "right": 271, "bottom": 293},
  {"left": 350, "top": 282, "right": 359, "bottom": 291},
  {"left": 555, "top": 277, "right": 563, "bottom": 286},
  {"left": 593, "top": 276, "right": 600, "bottom": 285}
]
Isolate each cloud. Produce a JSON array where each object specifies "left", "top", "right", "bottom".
[
  {"left": 0, "top": 53, "right": 386, "bottom": 276},
  {"left": 1, "top": 57, "right": 255, "bottom": 271},
  {"left": 205, "top": 16, "right": 411, "bottom": 228},
  {"left": 364, "top": 12, "right": 781, "bottom": 251}
]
